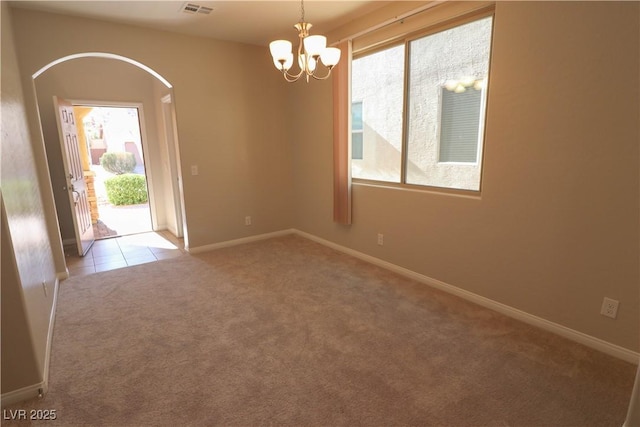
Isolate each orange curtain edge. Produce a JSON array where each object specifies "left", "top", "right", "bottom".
[{"left": 332, "top": 40, "right": 352, "bottom": 225}]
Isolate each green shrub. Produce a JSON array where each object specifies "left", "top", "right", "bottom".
[
  {"left": 104, "top": 174, "right": 148, "bottom": 206},
  {"left": 100, "top": 152, "right": 136, "bottom": 175}
]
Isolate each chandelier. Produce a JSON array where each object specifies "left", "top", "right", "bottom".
[{"left": 268, "top": 0, "right": 341, "bottom": 83}]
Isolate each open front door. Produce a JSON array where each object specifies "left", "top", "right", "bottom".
[{"left": 54, "top": 96, "right": 95, "bottom": 256}]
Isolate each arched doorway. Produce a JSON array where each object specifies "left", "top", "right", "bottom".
[{"left": 32, "top": 53, "right": 186, "bottom": 268}]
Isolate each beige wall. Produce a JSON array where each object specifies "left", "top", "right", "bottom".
[
  {"left": 34, "top": 57, "right": 170, "bottom": 241},
  {"left": 1, "top": 2, "right": 58, "bottom": 394},
  {"left": 1, "top": 200, "right": 41, "bottom": 394},
  {"left": 10, "top": 7, "right": 294, "bottom": 250},
  {"left": 293, "top": 1, "right": 640, "bottom": 352}
]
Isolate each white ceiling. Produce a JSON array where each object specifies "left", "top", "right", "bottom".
[{"left": 9, "top": 0, "right": 392, "bottom": 46}]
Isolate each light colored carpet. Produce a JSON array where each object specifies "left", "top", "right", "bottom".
[{"left": 4, "top": 235, "right": 636, "bottom": 426}]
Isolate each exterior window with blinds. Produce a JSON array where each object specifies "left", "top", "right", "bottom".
[
  {"left": 439, "top": 87, "right": 482, "bottom": 163},
  {"left": 351, "top": 12, "right": 493, "bottom": 191}
]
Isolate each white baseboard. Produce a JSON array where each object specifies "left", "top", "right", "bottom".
[
  {"left": 1, "top": 278, "right": 60, "bottom": 407},
  {"left": 293, "top": 229, "right": 640, "bottom": 364},
  {"left": 0, "top": 383, "right": 43, "bottom": 408},
  {"left": 57, "top": 269, "right": 69, "bottom": 281},
  {"left": 187, "top": 229, "right": 295, "bottom": 254},
  {"left": 166, "top": 224, "right": 178, "bottom": 237},
  {"left": 42, "top": 277, "right": 60, "bottom": 396}
]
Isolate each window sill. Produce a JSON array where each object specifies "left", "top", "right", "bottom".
[{"left": 351, "top": 178, "right": 482, "bottom": 200}]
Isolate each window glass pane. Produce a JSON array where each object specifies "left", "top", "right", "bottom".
[
  {"left": 352, "top": 102, "right": 363, "bottom": 131},
  {"left": 406, "top": 17, "right": 492, "bottom": 190},
  {"left": 352, "top": 132, "right": 363, "bottom": 159},
  {"left": 351, "top": 44, "right": 405, "bottom": 182},
  {"left": 352, "top": 101, "right": 363, "bottom": 159}
]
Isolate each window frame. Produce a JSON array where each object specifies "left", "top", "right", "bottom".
[{"left": 351, "top": 7, "right": 495, "bottom": 195}]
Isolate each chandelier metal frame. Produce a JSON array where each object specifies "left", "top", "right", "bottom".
[{"left": 269, "top": 0, "right": 341, "bottom": 83}]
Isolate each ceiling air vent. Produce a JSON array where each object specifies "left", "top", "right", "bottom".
[{"left": 181, "top": 2, "right": 214, "bottom": 15}]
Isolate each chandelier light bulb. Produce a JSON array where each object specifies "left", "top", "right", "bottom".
[
  {"left": 320, "top": 47, "right": 341, "bottom": 67},
  {"left": 269, "top": 40, "right": 292, "bottom": 62},
  {"left": 304, "top": 35, "right": 327, "bottom": 57},
  {"left": 298, "top": 53, "right": 317, "bottom": 72},
  {"left": 273, "top": 53, "right": 294, "bottom": 71}
]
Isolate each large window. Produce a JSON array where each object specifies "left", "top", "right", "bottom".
[{"left": 351, "top": 15, "right": 493, "bottom": 191}]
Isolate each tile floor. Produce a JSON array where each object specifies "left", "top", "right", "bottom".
[{"left": 65, "top": 231, "right": 185, "bottom": 277}]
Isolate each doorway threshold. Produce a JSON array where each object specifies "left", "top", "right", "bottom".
[
  {"left": 66, "top": 231, "right": 185, "bottom": 276},
  {"left": 93, "top": 202, "right": 152, "bottom": 240}
]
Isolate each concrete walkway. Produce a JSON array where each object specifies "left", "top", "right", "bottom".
[
  {"left": 92, "top": 164, "right": 152, "bottom": 239},
  {"left": 94, "top": 203, "right": 152, "bottom": 238}
]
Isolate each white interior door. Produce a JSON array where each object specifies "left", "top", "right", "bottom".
[{"left": 54, "top": 96, "right": 95, "bottom": 256}]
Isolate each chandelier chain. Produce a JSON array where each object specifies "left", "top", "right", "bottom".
[{"left": 300, "top": 0, "right": 305, "bottom": 22}]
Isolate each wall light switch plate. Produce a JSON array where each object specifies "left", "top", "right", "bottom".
[{"left": 191, "top": 165, "right": 198, "bottom": 176}]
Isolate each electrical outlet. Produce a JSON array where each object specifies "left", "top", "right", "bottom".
[
  {"left": 191, "top": 165, "right": 198, "bottom": 176},
  {"left": 245, "top": 216, "right": 252, "bottom": 226},
  {"left": 377, "top": 233, "right": 384, "bottom": 246},
  {"left": 600, "top": 297, "right": 619, "bottom": 319}
]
